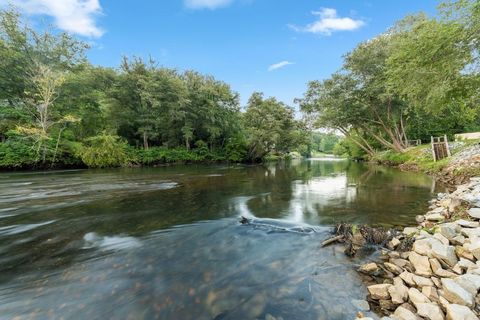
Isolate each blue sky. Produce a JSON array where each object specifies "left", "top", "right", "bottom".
[{"left": 4, "top": 0, "right": 440, "bottom": 106}]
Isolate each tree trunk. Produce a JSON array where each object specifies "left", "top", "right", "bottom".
[{"left": 143, "top": 132, "right": 149, "bottom": 150}]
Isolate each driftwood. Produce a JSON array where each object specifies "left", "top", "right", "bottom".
[{"left": 321, "top": 235, "right": 344, "bottom": 247}]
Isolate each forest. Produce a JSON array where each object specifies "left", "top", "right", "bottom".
[
  {"left": 1, "top": 0, "right": 480, "bottom": 169},
  {"left": 0, "top": 8, "right": 308, "bottom": 169}
]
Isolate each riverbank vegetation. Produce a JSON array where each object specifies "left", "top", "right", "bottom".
[
  {"left": 298, "top": 0, "right": 480, "bottom": 160},
  {"left": 0, "top": 8, "right": 308, "bottom": 169}
]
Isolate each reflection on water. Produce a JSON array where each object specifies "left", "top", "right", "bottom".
[{"left": 0, "top": 160, "right": 442, "bottom": 319}]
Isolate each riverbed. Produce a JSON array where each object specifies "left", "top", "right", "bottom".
[{"left": 0, "top": 159, "right": 443, "bottom": 319}]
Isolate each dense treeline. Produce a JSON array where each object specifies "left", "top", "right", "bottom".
[
  {"left": 298, "top": 0, "right": 480, "bottom": 159},
  {"left": 0, "top": 9, "right": 307, "bottom": 169}
]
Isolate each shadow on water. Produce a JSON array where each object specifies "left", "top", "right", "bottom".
[{"left": 0, "top": 160, "right": 443, "bottom": 319}]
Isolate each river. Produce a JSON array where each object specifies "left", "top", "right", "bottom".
[{"left": 0, "top": 159, "right": 443, "bottom": 319}]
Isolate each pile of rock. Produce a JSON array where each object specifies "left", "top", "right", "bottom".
[{"left": 357, "top": 177, "right": 480, "bottom": 320}]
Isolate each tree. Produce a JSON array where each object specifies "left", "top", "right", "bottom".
[{"left": 244, "top": 92, "right": 304, "bottom": 161}]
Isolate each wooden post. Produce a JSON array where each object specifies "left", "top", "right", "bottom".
[
  {"left": 445, "top": 135, "right": 451, "bottom": 157},
  {"left": 431, "top": 136, "right": 436, "bottom": 162}
]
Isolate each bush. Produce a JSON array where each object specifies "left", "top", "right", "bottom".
[
  {"left": 0, "top": 137, "right": 38, "bottom": 169},
  {"left": 80, "top": 134, "right": 129, "bottom": 168}
]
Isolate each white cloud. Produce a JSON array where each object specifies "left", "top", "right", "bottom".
[
  {"left": 289, "top": 8, "right": 364, "bottom": 36},
  {"left": 2, "top": 0, "right": 104, "bottom": 38},
  {"left": 185, "top": 0, "right": 233, "bottom": 10},
  {"left": 268, "top": 61, "right": 294, "bottom": 72}
]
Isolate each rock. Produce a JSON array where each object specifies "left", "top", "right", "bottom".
[
  {"left": 409, "top": 251, "right": 433, "bottom": 276},
  {"left": 367, "top": 284, "right": 392, "bottom": 300},
  {"left": 359, "top": 262, "right": 379, "bottom": 274},
  {"left": 438, "top": 296, "right": 449, "bottom": 312},
  {"left": 413, "top": 274, "right": 434, "bottom": 287},
  {"left": 404, "top": 227, "right": 419, "bottom": 236},
  {"left": 457, "top": 220, "right": 479, "bottom": 228},
  {"left": 452, "top": 235, "right": 466, "bottom": 245},
  {"left": 415, "top": 302, "right": 445, "bottom": 320},
  {"left": 391, "top": 258, "right": 410, "bottom": 269},
  {"left": 441, "top": 278, "right": 474, "bottom": 307},
  {"left": 461, "top": 227, "right": 480, "bottom": 239},
  {"left": 448, "top": 198, "right": 462, "bottom": 213},
  {"left": 379, "top": 299, "right": 396, "bottom": 311},
  {"left": 389, "top": 279, "right": 409, "bottom": 304},
  {"left": 454, "top": 274, "right": 480, "bottom": 295},
  {"left": 467, "top": 208, "right": 480, "bottom": 220},
  {"left": 456, "top": 246, "right": 475, "bottom": 261},
  {"left": 351, "top": 299, "right": 370, "bottom": 311},
  {"left": 431, "top": 242, "right": 458, "bottom": 267},
  {"left": 434, "top": 233, "right": 450, "bottom": 245},
  {"left": 389, "top": 237, "right": 401, "bottom": 249},
  {"left": 457, "top": 258, "right": 476, "bottom": 270},
  {"left": 422, "top": 286, "right": 439, "bottom": 302},
  {"left": 439, "top": 225, "right": 458, "bottom": 241},
  {"left": 408, "top": 287, "right": 431, "bottom": 307},
  {"left": 432, "top": 277, "right": 442, "bottom": 288},
  {"left": 394, "top": 306, "right": 420, "bottom": 320},
  {"left": 416, "top": 215, "right": 426, "bottom": 223},
  {"left": 426, "top": 213, "right": 445, "bottom": 222},
  {"left": 445, "top": 304, "right": 479, "bottom": 320},
  {"left": 414, "top": 238, "right": 435, "bottom": 256},
  {"left": 400, "top": 271, "right": 416, "bottom": 286},
  {"left": 385, "top": 262, "right": 404, "bottom": 275},
  {"left": 466, "top": 240, "right": 480, "bottom": 260}
]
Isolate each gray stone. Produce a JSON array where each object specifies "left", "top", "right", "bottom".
[
  {"left": 385, "top": 262, "right": 404, "bottom": 275},
  {"left": 467, "top": 208, "right": 480, "bottom": 219},
  {"left": 441, "top": 278, "right": 474, "bottom": 307},
  {"left": 409, "top": 251, "right": 432, "bottom": 276},
  {"left": 439, "top": 225, "right": 457, "bottom": 240},
  {"left": 445, "top": 304, "right": 479, "bottom": 320},
  {"left": 367, "top": 283, "right": 392, "bottom": 300},
  {"left": 431, "top": 242, "right": 458, "bottom": 267},
  {"left": 426, "top": 213, "right": 445, "bottom": 222},
  {"left": 389, "top": 279, "right": 409, "bottom": 305},
  {"left": 408, "top": 287, "right": 431, "bottom": 307},
  {"left": 403, "top": 227, "right": 418, "bottom": 236},
  {"left": 415, "top": 302, "right": 445, "bottom": 320},
  {"left": 394, "top": 306, "right": 420, "bottom": 320},
  {"left": 457, "top": 219, "right": 479, "bottom": 228},
  {"left": 413, "top": 274, "right": 434, "bottom": 287},
  {"left": 434, "top": 233, "right": 450, "bottom": 245},
  {"left": 454, "top": 274, "right": 480, "bottom": 295},
  {"left": 351, "top": 299, "right": 370, "bottom": 311}
]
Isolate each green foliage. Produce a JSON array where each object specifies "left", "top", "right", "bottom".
[
  {"left": 298, "top": 1, "right": 480, "bottom": 157},
  {"left": 0, "top": 137, "right": 37, "bottom": 168},
  {"left": 244, "top": 92, "right": 307, "bottom": 161},
  {"left": 79, "top": 134, "right": 129, "bottom": 168}
]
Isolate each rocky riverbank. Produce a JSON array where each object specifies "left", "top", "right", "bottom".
[{"left": 356, "top": 177, "right": 480, "bottom": 320}]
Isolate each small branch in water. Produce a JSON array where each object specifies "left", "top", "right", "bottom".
[{"left": 321, "top": 235, "right": 344, "bottom": 247}]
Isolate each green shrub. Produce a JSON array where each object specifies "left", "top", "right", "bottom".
[
  {"left": 80, "top": 134, "right": 129, "bottom": 168},
  {"left": 0, "top": 137, "right": 38, "bottom": 168}
]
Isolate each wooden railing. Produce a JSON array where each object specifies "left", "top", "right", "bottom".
[{"left": 431, "top": 135, "right": 451, "bottom": 162}]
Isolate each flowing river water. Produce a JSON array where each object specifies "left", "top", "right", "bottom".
[{"left": 0, "top": 159, "right": 444, "bottom": 320}]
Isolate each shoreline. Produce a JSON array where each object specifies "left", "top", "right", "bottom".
[{"left": 354, "top": 176, "right": 480, "bottom": 320}]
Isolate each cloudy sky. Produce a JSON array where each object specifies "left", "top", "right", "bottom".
[{"left": 3, "top": 0, "right": 439, "bottom": 106}]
